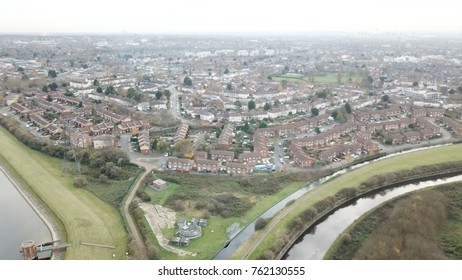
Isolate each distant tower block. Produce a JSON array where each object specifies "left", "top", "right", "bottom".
[{"left": 20, "top": 240, "right": 37, "bottom": 260}]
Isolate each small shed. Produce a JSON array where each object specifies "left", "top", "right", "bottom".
[
  {"left": 151, "top": 179, "right": 168, "bottom": 191},
  {"left": 140, "top": 145, "right": 150, "bottom": 155}
]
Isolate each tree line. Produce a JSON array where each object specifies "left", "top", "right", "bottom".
[{"left": 0, "top": 116, "right": 130, "bottom": 181}]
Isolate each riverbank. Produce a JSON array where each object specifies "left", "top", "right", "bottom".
[
  {"left": 280, "top": 167, "right": 462, "bottom": 259},
  {"left": 325, "top": 181, "right": 462, "bottom": 259},
  {"left": 234, "top": 144, "right": 462, "bottom": 259}
]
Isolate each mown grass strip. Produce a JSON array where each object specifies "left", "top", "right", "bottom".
[{"left": 0, "top": 126, "right": 128, "bottom": 259}]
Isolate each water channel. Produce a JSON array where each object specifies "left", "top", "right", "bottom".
[
  {"left": 214, "top": 163, "right": 369, "bottom": 259},
  {"left": 0, "top": 142, "right": 454, "bottom": 260},
  {"left": 283, "top": 174, "right": 462, "bottom": 260},
  {"left": 0, "top": 168, "right": 51, "bottom": 259},
  {"left": 214, "top": 144, "right": 454, "bottom": 260}
]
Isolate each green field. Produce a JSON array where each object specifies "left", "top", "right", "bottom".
[
  {"left": 0, "top": 126, "right": 128, "bottom": 259},
  {"left": 142, "top": 171, "right": 306, "bottom": 259},
  {"left": 242, "top": 144, "right": 462, "bottom": 259}
]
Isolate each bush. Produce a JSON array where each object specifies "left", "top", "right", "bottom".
[
  {"left": 174, "top": 200, "right": 186, "bottom": 211},
  {"left": 239, "top": 177, "right": 251, "bottom": 187},
  {"left": 255, "top": 218, "right": 268, "bottom": 231},
  {"left": 314, "top": 196, "right": 337, "bottom": 213},
  {"left": 99, "top": 174, "right": 109, "bottom": 184},
  {"left": 74, "top": 176, "right": 89, "bottom": 188},
  {"left": 136, "top": 190, "right": 151, "bottom": 202},
  {"left": 288, "top": 217, "right": 304, "bottom": 233},
  {"left": 341, "top": 233, "right": 352, "bottom": 244},
  {"left": 258, "top": 250, "right": 275, "bottom": 260},
  {"left": 271, "top": 238, "right": 288, "bottom": 253},
  {"left": 194, "top": 201, "right": 208, "bottom": 210},
  {"left": 145, "top": 239, "right": 161, "bottom": 260},
  {"left": 285, "top": 200, "right": 295, "bottom": 207},
  {"left": 300, "top": 207, "right": 318, "bottom": 223},
  {"left": 202, "top": 210, "right": 211, "bottom": 219},
  {"left": 335, "top": 187, "right": 359, "bottom": 200}
]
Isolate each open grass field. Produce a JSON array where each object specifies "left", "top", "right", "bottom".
[
  {"left": 163, "top": 214, "right": 244, "bottom": 260},
  {"left": 83, "top": 166, "right": 141, "bottom": 209},
  {"left": 0, "top": 126, "right": 128, "bottom": 259},
  {"left": 242, "top": 144, "right": 462, "bottom": 259},
  {"left": 143, "top": 171, "right": 306, "bottom": 259}
]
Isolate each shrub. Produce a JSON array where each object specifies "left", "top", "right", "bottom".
[
  {"left": 341, "top": 233, "right": 352, "bottom": 244},
  {"left": 194, "top": 201, "right": 208, "bottom": 210},
  {"left": 336, "top": 187, "right": 359, "bottom": 200},
  {"left": 255, "top": 218, "right": 268, "bottom": 231},
  {"left": 300, "top": 207, "right": 318, "bottom": 223},
  {"left": 285, "top": 200, "right": 295, "bottom": 207},
  {"left": 258, "top": 250, "right": 275, "bottom": 260},
  {"left": 202, "top": 210, "right": 211, "bottom": 219},
  {"left": 74, "top": 176, "right": 89, "bottom": 188},
  {"left": 174, "top": 200, "right": 186, "bottom": 211},
  {"left": 271, "top": 238, "right": 288, "bottom": 253},
  {"left": 239, "top": 177, "right": 251, "bottom": 187},
  {"left": 98, "top": 174, "right": 109, "bottom": 184},
  {"left": 136, "top": 190, "right": 151, "bottom": 202},
  {"left": 314, "top": 196, "right": 337, "bottom": 213},
  {"left": 145, "top": 239, "right": 161, "bottom": 260}
]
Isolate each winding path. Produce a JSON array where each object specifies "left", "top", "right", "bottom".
[{"left": 122, "top": 161, "right": 153, "bottom": 259}]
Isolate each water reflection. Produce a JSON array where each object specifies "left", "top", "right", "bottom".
[
  {"left": 214, "top": 144, "right": 453, "bottom": 259},
  {"left": 283, "top": 175, "right": 462, "bottom": 260},
  {"left": 0, "top": 169, "right": 51, "bottom": 259}
]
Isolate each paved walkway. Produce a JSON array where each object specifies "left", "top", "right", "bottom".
[{"left": 122, "top": 164, "right": 150, "bottom": 259}]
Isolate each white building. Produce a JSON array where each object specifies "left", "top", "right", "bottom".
[
  {"left": 70, "top": 79, "right": 92, "bottom": 89},
  {"left": 237, "top": 50, "right": 249, "bottom": 56}
]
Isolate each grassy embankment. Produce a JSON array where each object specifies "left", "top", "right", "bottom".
[
  {"left": 237, "top": 144, "right": 462, "bottom": 259},
  {"left": 0, "top": 126, "right": 128, "bottom": 259},
  {"left": 325, "top": 182, "right": 462, "bottom": 259},
  {"left": 138, "top": 171, "right": 308, "bottom": 260}
]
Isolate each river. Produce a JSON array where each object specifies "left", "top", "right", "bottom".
[
  {"left": 283, "top": 174, "right": 462, "bottom": 260},
  {"left": 213, "top": 167, "right": 352, "bottom": 259},
  {"left": 0, "top": 168, "right": 52, "bottom": 260},
  {"left": 213, "top": 144, "right": 453, "bottom": 259}
]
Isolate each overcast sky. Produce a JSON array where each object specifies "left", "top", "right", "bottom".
[{"left": 1, "top": 0, "right": 461, "bottom": 34}]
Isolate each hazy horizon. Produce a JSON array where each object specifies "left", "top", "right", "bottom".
[{"left": 1, "top": 0, "right": 461, "bottom": 35}]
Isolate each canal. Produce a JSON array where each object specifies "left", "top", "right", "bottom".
[
  {"left": 214, "top": 144, "right": 453, "bottom": 260},
  {"left": 0, "top": 168, "right": 52, "bottom": 259},
  {"left": 213, "top": 167, "right": 352, "bottom": 259},
  {"left": 283, "top": 174, "right": 462, "bottom": 260}
]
